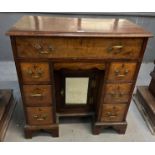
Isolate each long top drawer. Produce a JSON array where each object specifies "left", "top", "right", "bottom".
[{"left": 15, "top": 37, "right": 143, "bottom": 59}]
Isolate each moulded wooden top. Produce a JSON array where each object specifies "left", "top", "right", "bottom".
[{"left": 6, "top": 16, "right": 152, "bottom": 37}]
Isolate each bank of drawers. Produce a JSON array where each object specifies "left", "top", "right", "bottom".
[
  {"left": 101, "top": 62, "right": 137, "bottom": 122},
  {"left": 19, "top": 62, "right": 54, "bottom": 126},
  {"left": 16, "top": 37, "right": 141, "bottom": 125}
]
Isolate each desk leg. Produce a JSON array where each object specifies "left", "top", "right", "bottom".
[
  {"left": 24, "top": 124, "right": 59, "bottom": 138},
  {"left": 92, "top": 121, "right": 127, "bottom": 135}
]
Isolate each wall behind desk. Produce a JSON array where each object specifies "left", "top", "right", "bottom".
[{"left": 0, "top": 12, "right": 155, "bottom": 62}]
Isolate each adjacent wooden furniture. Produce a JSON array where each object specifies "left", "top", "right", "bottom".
[
  {"left": 134, "top": 61, "right": 155, "bottom": 134},
  {"left": 0, "top": 90, "right": 16, "bottom": 141},
  {"left": 6, "top": 16, "right": 152, "bottom": 138}
]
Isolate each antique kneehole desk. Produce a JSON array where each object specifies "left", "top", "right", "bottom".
[{"left": 6, "top": 16, "right": 152, "bottom": 138}]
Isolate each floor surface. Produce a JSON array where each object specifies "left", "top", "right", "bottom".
[{"left": 0, "top": 61, "right": 155, "bottom": 142}]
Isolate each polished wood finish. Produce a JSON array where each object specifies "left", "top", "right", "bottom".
[
  {"left": 6, "top": 16, "right": 152, "bottom": 37},
  {"left": 101, "top": 104, "right": 127, "bottom": 122},
  {"left": 134, "top": 86, "right": 155, "bottom": 134},
  {"left": 149, "top": 63, "right": 155, "bottom": 96},
  {"left": 54, "top": 63, "right": 105, "bottom": 70},
  {"left": 104, "top": 83, "right": 132, "bottom": 103},
  {"left": 134, "top": 62, "right": 155, "bottom": 134},
  {"left": 23, "top": 85, "right": 52, "bottom": 106},
  {"left": 20, "top": 62, "right": 51, "bottom": 83},
  {"left": 15, "top": 37, "right": 143, "bottom": 59},
  {"left": 0, "top": 90, "right": 16, "bottom": 141},
  {"left": 7, "top": 16, "right": 151, "bottom": 138},
  {"left": 107, "top": 62, "right": 137, "bottom": 82},
  {"left": 26, "top": 107, "right": 53, "bottom": 125}
]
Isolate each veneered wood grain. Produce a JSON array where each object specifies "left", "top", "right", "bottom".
[
  {"left": 101, "top": 104, "right": 127, "bottom": 122},
  {"left": 54, "top": 63, "right": 105, "bottom": 70},
  {"left": 6, "top": 16, "right": 152, "bottom": 136},
  {"left": 6, "top": 16, "right": 152, "bottom": 37},
  {"left": 23, "top": 85, "right": 52, "bottom": 106},
  {"left": 107, "top": 62, "right": 137, "bottom": 82},
  {"left": 104, "top": 83, "right": 132, "bottom": 103},
  {"left": 26, "top": 107, "right": 53, "bottom": 125},
  {"left": 15, "top": 37, "right": 143, "bottom": 59},
  {"left": 20, "top": 62, "right": 50, "bottom": 83}
]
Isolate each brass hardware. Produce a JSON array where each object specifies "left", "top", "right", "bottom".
[
  {"left": 110, "top": 92, "right": 125, "bottom": 98},
  {"left": 33, "top": 43, "right": 54, "bottom": 54},
  {"left": 116, "top": 74, "right": 126, "bottom": 78},
  {"left": 108, "top": 44, "right": 123, "bottom": 54},
  {"left": 30, "top": 93, "right": 43, "bottom": 97},
  {"left": 108, "top": 44, "right": 133, "bottom": 55},
  {"left": 33, "top": 114, "right": 47, "bottom": 121},
  {"left": 110, "top": 85, "right": 125, "bottom": 98},
  {"left": 106, "top": 112, "right": 117, "bottom": 118},
  {"left": 39, "top": 51, "right": 49, "bottom": 54},
  {"left": 26, "top": 65, "right": 44, "bottom": 79},
  {"left": 114, "top": 67, "right": 129, "bottom": 78},
  {"left": 30, "top": 88, "right": 44, "bottom": 97},
  {"left": 33, "top": 44, "right": 42, "bottom": 50},
  {"left": 111, "top": 45, "right": 123, "bottom": 50}
]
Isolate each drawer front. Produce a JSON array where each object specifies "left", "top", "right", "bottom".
[
  {"left": 16, "top": 37, "right": 142, "bottom": 59},
  {"left": 101, "top": 104, "right": 127, "bottom": 122},
  {"left": 20, "top": 63, "right": 50, "bottom": 83},
  {"left": 26, "top": 107, "right": 53, "bottom": 125},
  {"left": 107, "top": 62, "right": 137, "bottom": 82},
  {"left": 104, "top": 83, "right": 132, "bottom": 103},
  {"left": 23, "top": 85, "right": 52, "bottom": 106}
]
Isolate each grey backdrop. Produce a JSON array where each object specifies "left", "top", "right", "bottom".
[{"left": 0, "top": 13, "right": 155, "bottom": 62}]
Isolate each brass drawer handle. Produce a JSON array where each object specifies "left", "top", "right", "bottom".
[
  {"left": 114, "top": 69, "right": 129, "bottom": 77},
  {"left": 111, "top": 45, "right": 123, "bottom": 50},
  {"left": 27, "top": 69, "right": 43, "bottom": 79},
  {"left": 108, "top": 45, "right": 123, "bottom": 53},
  {"left": 33, "top": 114, "right": 47, "bottom": 121},
  {"left": 110, "top": 92, "right": 125, "bottom": 98},
  {"left": 107, "top": 45, "right": 133, "bottom": 55},
  {"left": 30, "top": 93, "right": 43, "bottom": 97},
  {"left": 26, "top": 65, "right": 44, "bottom": 79},
  {"left": 107, "top": 112, "right": 117, "bottom": 118},
  {"left": 39, "top": 51, "right": 50, "bottom": 54},
  {"left": 33, "top": 44, "right": 54, "bottom": 54}
]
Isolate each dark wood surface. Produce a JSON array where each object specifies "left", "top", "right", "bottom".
[
  {"left": 6, "top": 16, "right": 152, "bottom": 37},
  {"left": 134, "top": 86, "right": 155, "bottom": 134},
  {"left": 7, "top": 16, "right": 152, "bottom": 138},
  {"left": 15, "top": 37, "right": 143, "bottom": 59},
  {"left": 149, "top": 64, "right": 155, "bottom": 96},
  {"left": 0, "top": 90, "right": 16, "bottom": 141}
]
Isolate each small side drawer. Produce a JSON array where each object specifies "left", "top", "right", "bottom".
[
  {"left": 107, "top": 62, "right": 137, "bottom": 82},
  {"left": 20, "top": 62, "right": 50, "bottom": 83},
  {"left": 23, "top": 85, "right": 52, "bottom": 106},
  {"left": 101, "top": 104, "right": 127, "bottom": 122},
  {"left": 26, "top": 107, "right": 53, "bottom": 125},
  {"left": 104, "top": 83, "right": 132, "bottom": 103}
]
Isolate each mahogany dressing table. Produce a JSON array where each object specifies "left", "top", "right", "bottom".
[{"left": 6, "top": 16, "right": 152, "bottom": 138}]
